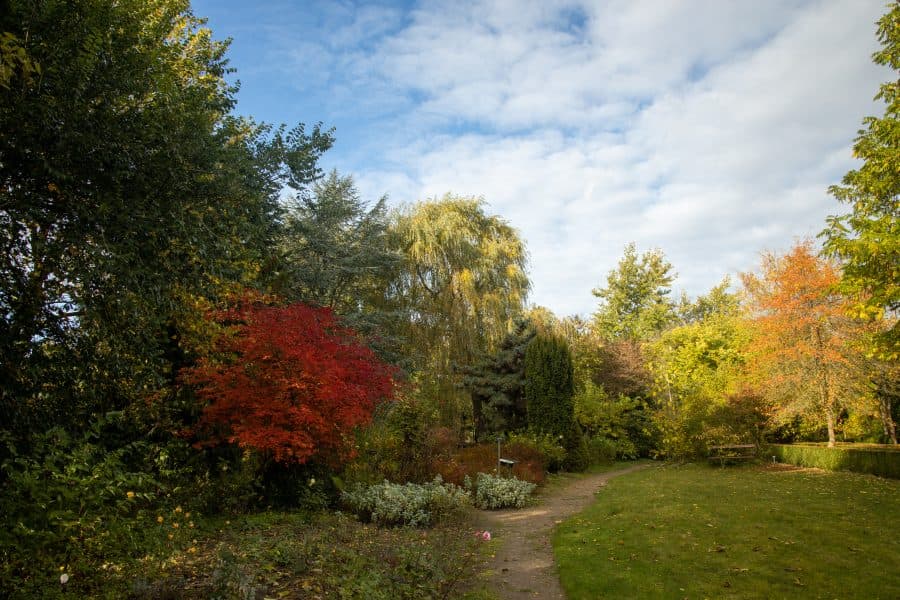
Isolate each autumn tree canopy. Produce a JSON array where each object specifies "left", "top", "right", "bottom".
[
  {"left": 742, "top": 241, "right": 863, "bottom": 446},
  {"left": 184, "top": 301, "right": 395, "bottom": 465}
]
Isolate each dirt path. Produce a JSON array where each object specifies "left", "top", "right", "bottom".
[{"left": 473, "top": 463, "right": 653, "bottom": 599}]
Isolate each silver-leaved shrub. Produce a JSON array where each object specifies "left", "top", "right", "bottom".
[
  {"left": 341, "top": 476, "right": 469, "bottom": 527},
  {"left": 466, "top": 473, "right": 536, "bottom": 509}
]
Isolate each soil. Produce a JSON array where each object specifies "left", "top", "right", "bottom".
[{"left": 472, "top": 463, "right": 653, "bottom": 599}]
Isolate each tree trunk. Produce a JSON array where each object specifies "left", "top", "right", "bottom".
[
  {"left": 825, "top": 405, "right": 836, "bottom": 447},
  {"left": 879, "top": 395, "right": 898, "bottom": 445},
  {"left": 815, "top": 326, "right": 836, "bottom": 447}
]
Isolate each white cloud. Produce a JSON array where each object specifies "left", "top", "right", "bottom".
[
  {"left": 335, "top": 0, "right": 887, "bottom": 317},
  {"left": 225, "top": 0, "right": 889, "bottom": 317}
]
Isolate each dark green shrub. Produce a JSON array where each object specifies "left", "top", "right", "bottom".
[
  {"left": 0, "top": 419, "right": 179, "bottom": 598},
  {"left": 524, "top": 335, "right": 575, "bottom": 437},
  {"left": 771, "top": 444, "right": 900, "bottom": 479},
  {"left": 524, "top": 334, "right": 587, "bottom": 470},
  {"left": 587, "top": 437, "right": 618, "bottom": 464},
  {"left": 562, "top": 424, "right": 590, "bottom": 472}
]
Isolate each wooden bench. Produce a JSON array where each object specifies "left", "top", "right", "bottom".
[{"left": 708, "top": 444, "right": 757, "bottom": 466}]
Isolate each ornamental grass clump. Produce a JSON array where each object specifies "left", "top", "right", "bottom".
[
  {"left": 341, "top": 476, "right": 469, "bottom": 527},
  {"left": 466, "top": 473, "right": 536, "bottom": 509}
]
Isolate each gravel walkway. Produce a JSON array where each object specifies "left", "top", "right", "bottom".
[{"left": 473, "top": 463, "right": 653, "bottom": 599}]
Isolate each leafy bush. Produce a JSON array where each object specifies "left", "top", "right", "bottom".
[
  {"left": 0, "top": 418, "right": 202, "bottom": 599},
  {"left": 183, "top": 301, "right": 395, "bottom": 466},
  {"left": 771, "top": 444, "right": 900, "bottom": 479},
  {"left": 575, "top": 384, "right": 656, "bottom": 457},
  {"left": 614, "top": 437, "right": 639, "bottom": 460},
  {"left": 342, "top": 398, "right": 445, "bottom": 486},
  {"left": 341, "top": 476, "right": 469, "bottom": 527},
  {"left": 507, "top": 431, "right": 566, "bottom": 472},
  {"left": 466, "top": 473, "right": 536, "bottom": 509},
  {"left": 432, "top": 441, "right": 547, "bottom": 486},
  {"left": 562, "top": 424, "right": 591, "bottom": 472},
  {"left": 587, "top": 436, "right": 618, "bottom": 464}
]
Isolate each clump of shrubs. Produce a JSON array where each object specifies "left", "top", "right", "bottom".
[
  {"left": 507, "top": 432, "right": 567, "bottom": 472},
  {"left": 433, "top": 442, "right": 548, "bottom": 486},
  {"left": 465, "top": 473, "right": 536, "bottom": 510},
  {"left": 341, "top": 476, "right": 469, "bottom": 527},
  {"left": 586, "top": 436, "right": 618, "bottom": 464}
]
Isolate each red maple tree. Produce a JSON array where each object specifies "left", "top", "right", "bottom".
[{"left": 183, "top": 300, "right": 395, "bottom": 464}]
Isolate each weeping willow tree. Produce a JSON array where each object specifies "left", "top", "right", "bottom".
[{"left": 390, "top": 195, "right": 530, "bottom": 433}]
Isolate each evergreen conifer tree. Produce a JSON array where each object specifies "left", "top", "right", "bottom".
[
  {"left": 458, "top": 318, "right": 535, "bottom": 438},
  {"left": 524, "top": 334, "right": 575, "bottom": 437}
]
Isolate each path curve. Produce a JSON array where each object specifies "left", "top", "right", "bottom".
[{"left": 474, "top": 463, "right": 652, "bottom": 600}]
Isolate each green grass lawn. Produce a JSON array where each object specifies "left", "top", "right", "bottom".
[
  {"left": 553, "top": 463, "right": 900, "bottom": 599},
  {"left": 537, "top": 460, "right": 645, "bottom": 496}
]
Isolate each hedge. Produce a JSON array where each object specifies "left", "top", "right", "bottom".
[{"left": 770, "top": 443, "right": 900, "bottom": 479}]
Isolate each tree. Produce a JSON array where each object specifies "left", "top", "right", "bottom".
[
  {"left": 524, "top": 335, "right": 575, "bottom": 437},
  {"left": 275, "top": 170, "right": 398, "bottom": 318},
  {"left": 524, "top": 334, "right": 588, "bottom": 469},
  {"left": 0, "top": 0, "right": 333, "bottom": 439},
  {"left": 742, "top": 241, "right": 863, "bottom": 446},
  {"left": 677, "top": 277, "right": 741, "bottom": 324},
  {"left": 273, "top": 170, "right": 403, "bottom": 363},
  {"left": 592, "top": 243, "right": 676, "bottom": 341},
  {"left": 457, "top": 318, "right": 535, "bottom": 438},
  {"left": 183, "top": 300, "right": 395, "bottom": 465},
  {"left": 821, "top": 3, "right": 900, "bottom": 360},
  {"left": 645, "top": 287, "right": 751, "bottom": 457},
  {"left": 870, "top": 360, "right": 899, "bottom": 444},
  {"left": 389, "top": 195, "right": 530, "bottom": 427}
]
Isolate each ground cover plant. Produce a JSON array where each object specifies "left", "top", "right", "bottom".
[
  {"left": 40, "top": 510, "right": 491, "bottom": 599},
  {"left": 553, "top": 463, "right": 900, "bottom": 599}
]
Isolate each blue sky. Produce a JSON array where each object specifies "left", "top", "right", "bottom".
[{"left": 193, "top": 0, "right": 887, "bottom": 317}]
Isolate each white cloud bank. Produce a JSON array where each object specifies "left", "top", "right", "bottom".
[{"left": 270, "top": 0, "right": 889, "bottom": 317}]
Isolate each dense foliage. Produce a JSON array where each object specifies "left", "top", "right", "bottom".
[
  {"left": 0, "top": 0, "right": 333, "bottom": 440},
  {"left": 467, "top": 473, "right": 537, "bottom": 509},
  {"left": 742, "top": 242, "right": 863, "bottom": 447},
  {"left": 341, "top": 477, "right": 470, "bottom": 527},
  {"left": 2, "top": 0, "right": 899, "bottom": 595},
  {"left": 458, "top": 318, "right": 535, "bottom": 438},
  {"left": 822, "top": 3, "right": 900, "bottom": 361},
  {"left": 390, "top": 196, "right": 530, "bottom": 428},
  {"left": 524, "top": 335, "right": 576, "bottom": 437},
  {"left": 184, "top": 301, "right": 395, "bottom": 465}
]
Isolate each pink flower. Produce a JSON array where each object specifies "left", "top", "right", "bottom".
[{"left": 481, "top": 531, "right": 491, "bottom": 541}]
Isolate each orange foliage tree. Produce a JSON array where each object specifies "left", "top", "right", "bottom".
[
  {"left": 742, "top": 241, "right": 863, "bottom": 446},
  {"left": 183, "top": 301, "right": 395, "bottom": 464}
]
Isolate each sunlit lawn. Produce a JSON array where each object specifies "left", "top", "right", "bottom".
[{"left": 553, "top": 463, "right": 900, "bottom": 599}]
